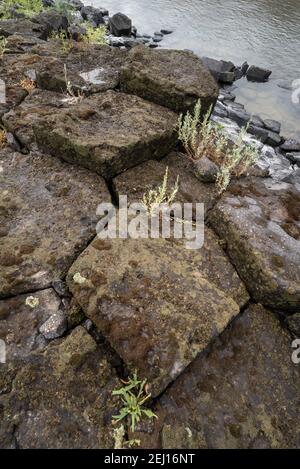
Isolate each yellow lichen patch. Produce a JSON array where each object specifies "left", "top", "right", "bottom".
[
  {"left": 73, "top": 272, "right": 87, "bottom": 285},
  {"left": 25, "top": 296, "right": 40, "bottom": 309},
  {"left": 19, "top": 78, "right": 36, "bottom": 93}
]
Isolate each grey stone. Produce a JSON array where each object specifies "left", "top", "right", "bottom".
[
  {"left": 246, "top": 65, "right": 272, "bottom": 82},
  {"left": 281, "top": 139, "right": 300, "bottom": 152},
  {"left": 264, "top": 119, "right": 281, "bottom": 134},
  {"left": 39, "top": 310, "right": 67, "bottom": 340},
  {"left": 109, "top": 12, "right": 132, "bottom": 37}
]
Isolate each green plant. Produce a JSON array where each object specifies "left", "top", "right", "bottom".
[
  {"left": 142, "top": 166, "right": 179, "bottom": 214},
  {"left": 62, "top": 64, "right": 84, "bottom": 104},
  {"left": 84, "top": 24, "right": 107, "bottom": 44},
  {"left": 52, "top": 0, "right": 75, "bottom": 22},
  {"left": 50, "top": 30, "right": 74, "bottom": 54},
  {"left": 0, "top": 36, "right": 8, "bottom": 59},
  {"left": 178, "top": 99, "right": 259, "bottom": 193},
  {"left": 0, "top": 0, "right": 44, "bottom": 19},
  {"left": 112, "top": 371, "right": 157, "bottom": 433}
]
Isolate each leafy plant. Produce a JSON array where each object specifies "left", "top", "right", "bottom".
[
  {"left": 84, "top": 24, "right": 107, "bottom": 45},
  {"left": 178, "top": 99, "right": 259, "bottom": 193},
  {"left": 142, "top": 166, "right": 179, "bottom": 214},
  {"left": 112, "top": 371, "right": 157, "bottom": 433},
  {"left": 0, "top": 0, "right": 44, "bottom": 19},
  {"left": 50, "top": 30, "right": 74, "bottom": 54}
]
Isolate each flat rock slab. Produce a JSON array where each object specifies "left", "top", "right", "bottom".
[
  {"left": 67, "top": 236, "right": 242, "bottom": 396},
  {"left": 0, "top": 149, "right": 110, "bottom": 298},
  {"left": 0, "top": 326, "right": 119, "bottom": 448},
  {"left": 0, "top": 289, "right": 62, "bottom": 360},
  {"left": 3, "top": 89, "right": 69, "bottom": 151},
  {"left": 113, "top": 151, "right": 219, "bottom": 217},
  {"left": 0, "top": 19, "right": 47, "bottom": 39},
  {"left": 135, "top": 304, "right": 300, "bottom": 449},
  {"left": 120, "top": 46, "right": 219, "bottom": 113},
  {"left": 36, "top": 44, "right": 127, "bottom": 94},
  {"left": 210, "top": 178, "right": 300, "bottom": 312},
  {"left": 34, "top": 90, "right": 178, "bottom": 179}
]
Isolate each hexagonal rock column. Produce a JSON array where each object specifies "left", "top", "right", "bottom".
[
  {"left": 0, "top": 149, "right": 111, "bottom": 298},
  {"left": 0, "top": 327, "right": 119, "bottom": 449},
  {"left": 134, "top": 304, "right": 300, "bottom": 449},
  {"left": 120, "top": 46, "right": 219, "bottom": 114},
  {"left": 67, "top": 236, "right": 245, "bottom": 397},
  {"left": 209, "top": 178, "right": 300, "bottom": 312},
  {"left": 34, "top": 90, "right": 178, "bottom": 179}
]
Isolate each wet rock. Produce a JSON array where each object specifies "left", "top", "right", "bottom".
[
  {"left": 141, "top": 304, "right": 300, "bottom": 449},
  {"left": 266, "top": 131, "right": 282, "bottom": 148},
  {"left": 0, "top": 149, "right": 110, "bottom": 297},
  {"left": 213, "top": 101, "right": 228, "bottom": 118},
  {"left": 113, "top": 152, "right": 220, "bottom": 217},
  {"left": 234, "top": 61, "right": 249, "bottom": 80},
  {"left": 227, "top": 108, "right": 250, "bottom": 127},
  {"left": 285, "top": 313, "right": 300, "bottom": 336},
  {"left": 39, "top": 310, "right": 67, "bottom": 340},
  {"left": 219, "top": 90, "right": 236, "bottom": 102},
  {"left": 36, "top": 44, "right": 127, "bottom": 95},
  {"left": 80, "top": 6, "right": 105, "bottom": 26},
  {"left": 247, "top": 124, "right": 269, "bottom": 143},
  {"left": 264, "top": 119, "right": 281, "bottom": 134},
  {"left": 109, "top": 12, "right": 132, "bottom": 37},
  {"left": 120, "top": 46, "right": 219, "bottom": 114},
  {"left": 281, "top": 139, "right": 300, "bottom": 152},
  {"left": 250, "top": 115, "right": 265, "bottom": 128},
  {"left": 161, "top": 29, "right": 173, "bottom": 35},
  {"left": 285, "top": 153, "right": 300, "bottom": 167},
  {"left": 34, "top": 90, "right": 178, "bottom": 179},
  {"left": 69, "top": 0, "right": 84, "bottom": 10},
  {"left": 210, "top": 177, "right": 300, "bottom": 312},
  {"left": 67, "top": 236, "right": 243, "bottom": 396},
  {"left": 192, "top": 155, "right": 219, "bottom": 183},
  {"left": 0, "top": 289, "right": 61, "bottom": 359},
  {"left": 246, "top": 65, "right": 272, "bottom": 82},
  {"left": 202, "top": 57, "right": 235, "bottom": 84},
  {"left": 0, "top": 327, "right": 119, "bottom": 448}
]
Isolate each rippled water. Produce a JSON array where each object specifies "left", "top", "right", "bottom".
[{"left": 91, "top": 0, "right": 300, "bottom": 138}]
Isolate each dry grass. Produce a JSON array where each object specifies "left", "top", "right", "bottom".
[
  {"left": 0, "top": 127, "right": 7, "bottom": 148},
  {"left": 19, "top": 77, "right": 36, "bottom": 93},
  {"left": 178, "top": 100, "right": 258, "bottom": 193}
]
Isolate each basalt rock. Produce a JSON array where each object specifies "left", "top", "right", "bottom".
[
  {"left": 0, "top": 19, "right": 48, "bottom": 39},
  {"left": 0, "top": 149, "right": 110, "bottom": 298},
  {"left": 67, "top": 232, "right": 248, "bottom": 396},
  {"left": 109, "top": 12, "right": 132, "bottom": 37},
  {"left": 135, "top": 304, "right": 300, "bottom": 449},
  {"left": 246, "top": 65, "right": 272, "bottom": 82},
  {"left": 0, "top": 327, "right": 119, "bottom": 448},
  {"left": 209, "top": 177, "right": 300, "bottom": 312},
  {"left": 34, "top": 90, "right": 178, "bottom": 179},
  {"left": 120, "top": 46, "right": 219, "bottom": 114}
]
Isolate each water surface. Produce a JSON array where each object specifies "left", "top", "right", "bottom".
[{"left": 91, "top": 0, "right": 300, "bottom": 137}]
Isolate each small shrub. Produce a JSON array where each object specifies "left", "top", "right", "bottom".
[
  {"left": 112, "top": 371, "right": 157, "bottom": 433},
  {"left": 84, "top": 24, "right": 107, "bottom": 45},
  {"left": 0, "top": 126, "right": 7, "bottom": 148},
  {"left": 50, "top": 30, "right": 74, "bottom": 54},
  {"left": 178, "top": 99, "right": 259, "bottom": 193},
  {"left": 62, "top": 64, "right": 84, "bottom": 104},
  {"left": 142, "top": 166, "right": 179, "bottom": 214},
  {"left": 0, "top": 0, "right": 44, "bottom": 19}
]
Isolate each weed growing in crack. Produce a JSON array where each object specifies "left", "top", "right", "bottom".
[
  {"left": 84, "top": 24, "right": 107, "bottom": 45},
  {"left": 112, "top": 371, "right": 157, "bottom": 433},
  {"left": 178, "top": 99, "right": 259, "bottom": 193},
  {"left": 50, "top": 30, "right": 74, "bottom": 54},
  {"left": 0, "top": 0, "right": 43, "bottom": 19},
  {"left": 61, "top": 64, "right": 84, "bottom": 104},
  {"left": 142, "top": 166, "right": 179, "bottom": 214},
  {"left": 19, "top": 77, "right": 36, "bottom": 93},
  {"left": 0, "top": 36, "right": 7, "bottom": 59},
  {"left": 0, "top": 125, "right": 7, "bottom": 148}
]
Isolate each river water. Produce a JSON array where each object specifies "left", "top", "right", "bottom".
[{"left": 91, "top": 0, "right": 300, "bottom": 138}]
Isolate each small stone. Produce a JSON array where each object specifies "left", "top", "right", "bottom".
[
  {"left": 266, "top": 131, "right": 282, "bottom": 147},
  {"left": 161, "top": 29, "right": 173, "bottom": 35},
  {"left": 264, "top": 119, "right": 281, "bottom": 134},
  {"left": 192, "top": 156, "right": 219, "bottom": 182},
  {"left": 39, "top": 310, "right": 67, "bottom": 340},
  {"left": 52, "top": 280, "right": 70, "bottom": 298},
  {"left": 246, "top": 65, "right": 272, "bottom": 82}
]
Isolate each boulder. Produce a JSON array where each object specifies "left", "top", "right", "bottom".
[
  {"left": 80, "top": 6, "right": 105, "bottom": 26},
  {"left": 120, "top": 46, "right": 219, "bottom": 114},
  {"left": 209, "top": 177, "right": 300, "bottom": 312},
  {"left": 0, "top": 19, "right": 48, "bottom": 39},
  {"left": 0, "top": 149, "right": 111, "bottom": 297},
  {"left": 109, "top": 12, "right": 132, "bottom": 37},
  {"left": 202, "top": 57, "right": 236, "bottom": 84},
  {"left": 135, "top": 305, "right": 300, "bottom": 449},
  {"left": 285, "top": 153, "right": 300, "bottom": 167},
  {"left": 281, "top": 139, "right": 300, "bottom": 152},
  {"left": 264, "top": 119, "right": 281, "bottom": 134},
  {"left": 0, "top": 327, "right": 119, "bottom": 448},
  {"left": 32, "top": 10, "right": 69, "bottom": 34},
  {"left": 36, "top": 44, "right": 127, "bottom": 94},
  {"left": 266, "top": 131, "right": 282, "bottom": 147},
  {"left": 34, "top": 90, "right": 178, "bottom": 179},
  {"left": 246, "top": 65, "right": 272, "bottom": 82},
  {"left": 67, "top": 235, "right": 245, "bottom": 396}
]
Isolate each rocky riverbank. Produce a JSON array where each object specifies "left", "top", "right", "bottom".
[{"left": 0, "top": 2, "right": 300, "bottom": 449}]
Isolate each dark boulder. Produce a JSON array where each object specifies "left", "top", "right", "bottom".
[
  {"left": 109, "top": 12, "right": 132, "bottom": 37},
  {"left": 80, "top": 6, "right": 104, "bottom": 26},
  {"left": 281, "top": 139, "right": 300, "bottom": 152},
  {"left": 264, "top": 118, "right": 281, "bottom": 134},
  {"left": 246, "top": 65, "right": 272, "bottom": 82},
  {"left": 202, "top": 57, "right": 236, "bottom": 84},
  {"left": 33, "top": 10, "right": 69, "bottom": 34}
]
